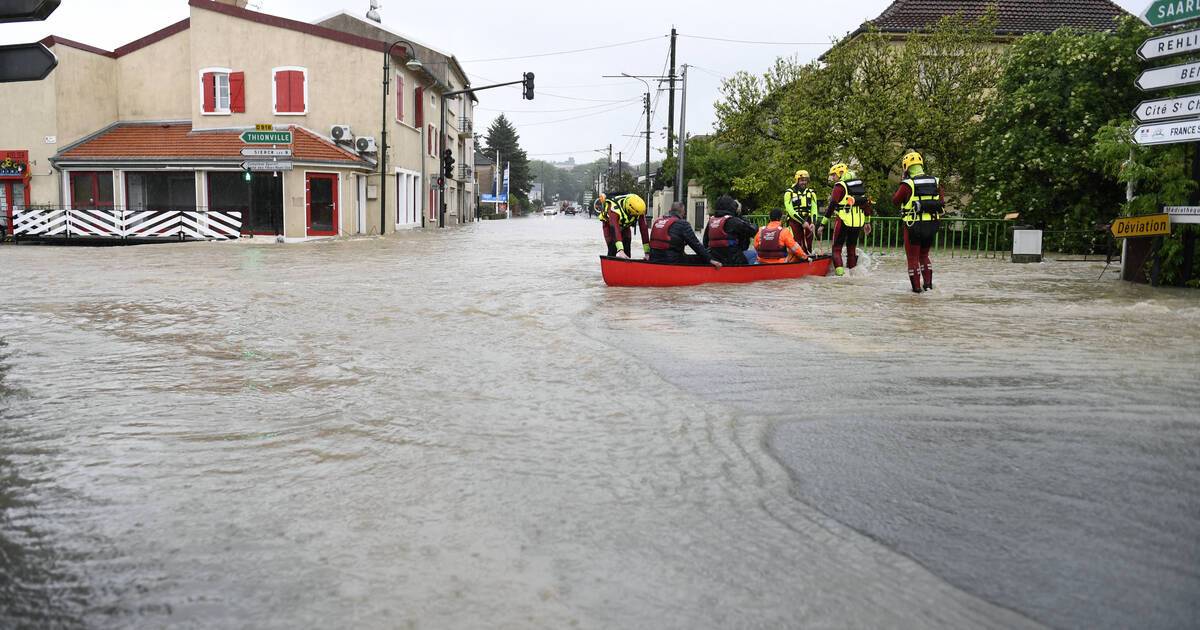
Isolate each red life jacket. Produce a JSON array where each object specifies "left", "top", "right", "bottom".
[
  {"left": 650, "top": 215, "right": 679, "bottom": 250},
  {"left": 757, "top": 226, "right": 786, "bottom": 260},
  {"left": 706, "top": 215, "right": 736, "bottom": 247}
]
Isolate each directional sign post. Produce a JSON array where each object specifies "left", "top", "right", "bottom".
[
  {"left": 1133, "top": 92, "right": 1200, "bottom": 122},
  {"left": 1141, "top": 0, "right": 1200, "bottom": 27},
  {"left": 1164, "top": 205, "right": 1200, "bottom": 224},
  {"left": 239, "top": 130, "right": 292, "bottom": 144},
  {"left": 1111, "top": 214, "right": 1171, "bottom": 238},
  {"left": 1136, "top": 59, "right": 1200, "bottom": 91},
  {"left": 0, "top": 42, "right": 57, "bottom": 82},
  {"left": 240, "top": 147, "right": 292, "bottom": 157},
  {"left": 1133, "top": 118, "right": 1200, "bottom": 145},
  {"left": 0, "top": 0, "right": 60, "bottom": 23},
  {"left": 241, "top": 160, "right": 293, "bottom": 171},
  {"left": 1138, "top": 28, "right": 1200, "bottom": 60}
]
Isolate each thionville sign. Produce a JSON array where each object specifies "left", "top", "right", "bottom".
[
  {"left": 1110, "top": 213, "right": 1171, "bottom": 238},
  {"left": 1133, "top": 92, "right": 1200, "bottom": 122},
  {"left": 240, "top": 147, "right": 292, "bottom": 157},
  {"left": 1141, "top": 0, "right": 1200, "bottom": 27},
  {"left": 239, "top": 130, "right": 291, "bottom": 144},
  {"left": 1133, "top": 118, "right": 1200, "bottom": 145},
  {"left": 1136, "top": 59, "right": 1200, "bottom": 91},
  {"left": 1138, "top": 28, "right": 1200, "bottom": 60},
  {"left": 1164, "top": 205, "right": 1200, "bottom": 224}
]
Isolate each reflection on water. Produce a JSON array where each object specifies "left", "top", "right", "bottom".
[{"left": 0, "top": 217, "right": 1197, "bottom": 629}]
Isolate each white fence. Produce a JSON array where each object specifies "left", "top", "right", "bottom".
[{"left": 11, "top": 206, "right": 243, "bottom": 241}]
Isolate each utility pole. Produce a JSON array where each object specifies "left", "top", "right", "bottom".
[
  {"left": 644, "top": 91, "right": 651, "bottom": 215},
  {"left": 667, "top": 27, "right": 677, "bottom": 161},
  {"left": 617, "top": 152, "right": 623, "bottom": 191},
  {"left": 676, "top": 65, "right": 688, "bottom": 205}
]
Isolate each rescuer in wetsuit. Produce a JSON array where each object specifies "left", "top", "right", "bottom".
[
  {"left": 893, "top": 150, "right": 946, "bottom": 293},
  {"left": 648, "top": 202, "right": 722, "bottom": 268},
  {"left": 783, "top": 170, "right": 822, "bottom": 255},
  {"left": 599, "top": 193, "right": 649, "bottom": 259},
  {"left": 702, "top": 194, "right": 759, "bottom": 266},
  {"left": 754, "top": 208, "right": 810, "bottom": 264},
  {"left": 824, "top": 163, "right": 872, "bottom": 276}
]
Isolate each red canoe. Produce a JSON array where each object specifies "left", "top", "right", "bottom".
[{"left": 600, "top": 255, "right": 832, "bottom": 287}]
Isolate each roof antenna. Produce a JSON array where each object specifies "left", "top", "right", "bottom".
[{"left": 366, "top": 0, "right": 381, "bottom": 23}]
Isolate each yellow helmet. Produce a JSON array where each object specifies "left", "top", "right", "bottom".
[
  {"left": 902, "top": 151, "right": 923, "bottom": 172},
  {"left": 794, "top": 169, "right": 809, "bottom": 182},
  {"left": 828, "top": 163, "right": 848, "bottom": 180},
  {"left": 621, "top": 194, "right": 646, "bottom": 216}
]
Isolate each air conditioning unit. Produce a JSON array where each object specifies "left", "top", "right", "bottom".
[
  {"left": 330, "top": 125, "right": 352, "bottom": 142},
  {"left": 355, "top": 136, "right": 377, "bottom": 153}
]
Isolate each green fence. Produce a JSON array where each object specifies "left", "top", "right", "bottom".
[{"left": 744, "top": 214, "right": 1015, "bottom": 259}]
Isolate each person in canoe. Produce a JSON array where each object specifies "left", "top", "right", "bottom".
[
  {"left": 598, "top": 192, "right": 649, "bottom": 259},
  {"left": 753, "top": 209, "right": 810, "bottom": 264},
  {"left": 824, "top": 162, "right": 872, "bottom": 276},
  {"left": 893, "top": 150, "right": 945, "bottom": 293},
  {"left": 702, "top": 194, "right": 759, "bottom": 266},
  {"left": 649, "top": 202, "right": 722, "bottom": 268},
  {"left": 783, "top": 170, "right": 822, "bottom": 255}
]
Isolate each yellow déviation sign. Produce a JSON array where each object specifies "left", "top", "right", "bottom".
[
  {"left": 1110, "top": 213, "right": 1171, "bottom": 238},
  {"left": 255, "top": 123, "right": 274, "bottom": 131}
]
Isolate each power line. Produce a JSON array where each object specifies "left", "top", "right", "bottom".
[
  {"left": 678, "top": 34, "right": 831, "bottom": 45},
  {"left": 476, "top": 98, "right": 641, "bottom": 114},
  {"left": 461, "top": 35, "right": 667, "bottom": 63},
  {"left": 518, "top": 101, "right": 643, "bottom": 127}
]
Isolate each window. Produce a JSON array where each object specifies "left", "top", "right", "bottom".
[
  {"left": 208, "top": 171, "right": 283, "bottom": 235},
  {"left": 273, "top": 67, "right": 307, "bottom": 115},
  {"left": 69, "top": 171, "right": 114, "bottom": 209},
  {"left": 126, "top": 172, "right": 196, "bottom": 211},
  {"left": 414, "top": 86, "right": 424, "bottom": 127},
  {"left": 200, "top": 68, "right": 244, "bottom": 114},
  {"left": 395, "top": 72, "right": 405, "bottom": 123}
]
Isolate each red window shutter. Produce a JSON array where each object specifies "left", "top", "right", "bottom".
[
  {"left": 229, "top": 71, "right": 245, "bottom": 113},
  {"left": 275, "top": 71, "right": 290, "bottom": 112},
  {"left": 396, "top": 73, "right": 404, "bottom": 122},
  {"left": 415, "top": 86, "right": 424, "bottom": 127},
  {"left": 202, "top": 72, "right": 215, "bottom": 113},
  {"left": 289, "top": 71, "right": 305, "bottom": 112}
]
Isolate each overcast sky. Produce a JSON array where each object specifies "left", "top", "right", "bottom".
[{"left": 1, "top": 0, "right": 1150, "bottom": 167}]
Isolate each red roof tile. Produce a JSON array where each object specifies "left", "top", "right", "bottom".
[
  {"left": 57, "top": 123, "right": 369, "bottom": 166},
  {"left": 866, "top": 0, "right": 1130, "bottom": 34}
]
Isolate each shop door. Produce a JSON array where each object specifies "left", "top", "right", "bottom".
[
  {"left": 306, "top": 173, "right": 337, "bottom": 236},
  {"left": 1, "top": 180, "right": 26, "bottom": 233},
  {"left": 249, "top": 173, "right": 283, "bottom": 235}
]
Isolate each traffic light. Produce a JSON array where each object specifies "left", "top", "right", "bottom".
[
  {"left": 523, "top": 72, "right": 534, "bottom": 100},
  {"left": 442, "top": 148, "right": 454, "bottom": 179}
]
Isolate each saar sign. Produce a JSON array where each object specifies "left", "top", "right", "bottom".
[
  {"left": 1110, "top": 214, "right": 1171, "bottom": 238},
  {"left": 1141, "top": 0, "right": 1200, "bottom": 27},
  {"left": 1133, "top": 118, "right": 1200, "bottom": 145}
]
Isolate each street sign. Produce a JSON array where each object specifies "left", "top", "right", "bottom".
[
  {"left": 239, "top": 130, "right": 291, "bottom": 144},
  {"left": 0, "top": 0, "right": 59, "bottom": 23},
  {"left": 240, "top": 147, "right": 292, "bottom": 157},
  {"left": 241, "top": 160, "right": 292, "bottom": 171},
  {"left": 1141, "top": 0, "right": 1200, "bottom": 27},
  {"left": 1164, "top": 205, "right": 1200, "bottom": 224},
  {"left": 1133, "top": 92, "right": 1200, "bottom": 122},
  {"left": 481, "top": 193, "right": 507, "bottom": 203},
  {"left": 1133, "top": 117, "right": 1200, "bottom": 145},
  {"left": 1136, "top": 59, "right": 1200, "bottom": 91},
  {"left": 1138, "top": 28, "right": 1200, "bottom": 60},
  {"left": 0, "top": 42, "right": 57, "bottom": 82},
  {"left": 1110, "top": 214, "right": 1171, "bottom": 238}
]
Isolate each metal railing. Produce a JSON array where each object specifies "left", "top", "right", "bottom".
[
  {"left": 744, "top": 214, "right": 1016, "bottom": 258},
  {"left": 458, "top": 117, "right": 472, "bottom": 136},
  {"left": 10, "top": 205, "right": 243, "bottom": 242}
]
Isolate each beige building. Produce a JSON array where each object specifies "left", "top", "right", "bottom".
[{"left": 0, "top": 0, "right": 476, "bottom": 242}]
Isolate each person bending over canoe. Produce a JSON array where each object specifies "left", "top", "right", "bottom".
[
  {"left": 754, "top": 208, "right": 810, "bottom": 264},
  {"left": 599, "top": 193, "right": 650, "bottom": 259},
  {"left": 648, "top": 202, "right": 722, "bottom": 268},
  {"left": 703, "top": 194, "right": 759, "bottom": 266}
]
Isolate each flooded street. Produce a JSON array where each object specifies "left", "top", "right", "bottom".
[{"left": 1, "top": 215, "right": 1198, "bottom": 629}]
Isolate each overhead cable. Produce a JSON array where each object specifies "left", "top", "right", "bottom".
[{"left": 461, "top": 35, "right": 667, "bottom": 63}]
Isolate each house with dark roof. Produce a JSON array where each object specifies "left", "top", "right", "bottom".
[{"left": 0, "top": 0, "right": 478, "bottom": 242}]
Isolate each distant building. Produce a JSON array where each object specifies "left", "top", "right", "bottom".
[
  {"left": 530, "top": 182, "right": 544, "bottom": 203},
  {"left": 551, "top": 157, "right": 576, "bottom": 170}
]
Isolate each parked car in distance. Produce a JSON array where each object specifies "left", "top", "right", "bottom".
[{"left": 563, "top": 205, "right": 577, "bottom": 215}]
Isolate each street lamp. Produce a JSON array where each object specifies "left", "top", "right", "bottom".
[
  {"left": 381, "top": 40, "right": 423, "bottom": 235},
  {"left": 605, "top": 73, "right": 653, "bottom": 214}
]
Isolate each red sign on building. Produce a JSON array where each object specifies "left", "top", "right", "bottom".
[{"left": 1, "top": 150, "right": 29, "bottom": 178}]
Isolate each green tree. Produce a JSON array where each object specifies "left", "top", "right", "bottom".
[
  {"left": 962, "top": 16, "right": 1152, "bottom": 251},
  {"left": 482, "top": 114, "right": 532, "bottom": 209}
]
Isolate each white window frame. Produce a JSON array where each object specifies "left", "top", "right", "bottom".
[
  {"left": 272, "top": 66, "right": 309, "bottom": 116},
  {"left": 199, "top": 67, "right": 232, "bottom": 115}
]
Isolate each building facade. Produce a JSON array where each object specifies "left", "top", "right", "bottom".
[{"left": 0, "top": 0, "right": 476, "bottom": 242}]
